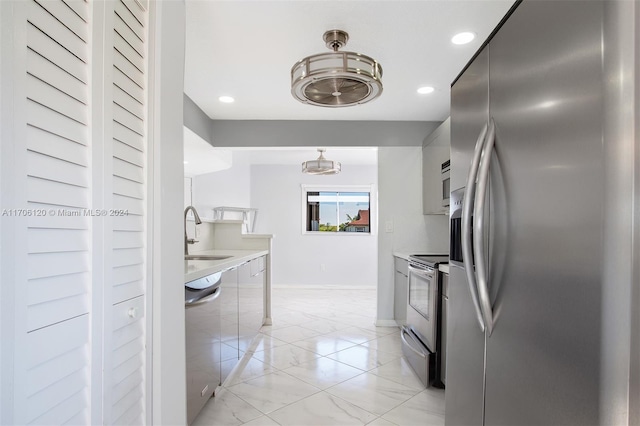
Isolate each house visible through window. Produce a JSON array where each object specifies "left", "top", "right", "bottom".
[{"left": 306, "top": 191, "right": 370, "bottom": 233}]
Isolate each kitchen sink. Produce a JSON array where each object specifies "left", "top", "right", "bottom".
[{"left": 184, "top": 254, "right": 232, "bottom": 261}]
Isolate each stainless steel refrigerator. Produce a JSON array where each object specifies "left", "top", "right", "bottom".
[{"left": 447, "top": 1, "right": 638, "bottom": 425}]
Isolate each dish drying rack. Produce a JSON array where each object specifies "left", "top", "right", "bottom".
[{"left": 212, "top": 206, "right": 258, "bottom": 233}]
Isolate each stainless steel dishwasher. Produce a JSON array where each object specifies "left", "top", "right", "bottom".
[{"left": 185, "top": 272, "right": 222, "bottom": 425}]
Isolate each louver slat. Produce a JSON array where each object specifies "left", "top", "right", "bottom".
[
  {"left": 113, "top": 82, "right": 144, "bottom": 119},
  {"left": 34, "top": 0, "right": 88, "bottom": 42},
  {"left": 27, "top": 49, "right": 88, "bottom": 104},
  {"left": 115, "top": 0, "right": 144, "bottom": 42},
  {"left": 27, "top": 100, "right": 88, "bottom": 146},
  {"left": 62, "top": 0, "right": 89, "bottom": 23},
  {"left": 27, "top": 23, "right": 87, "bottom": 83},
  {"left": 27, "top": 74, "right": 88, "bottom": 125},
  {"left": 122, "top": 0, "right": 145, "bottom": 26},
  {"left": 28, "top": 1, "right": 87, "bottom": 63},
  {"left": 27, "top": 125, "right": 88, "bottom": 168}
]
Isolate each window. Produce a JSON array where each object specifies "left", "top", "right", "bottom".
[{"left": 303, "top": 188, "right": 371, "bottom": 233}]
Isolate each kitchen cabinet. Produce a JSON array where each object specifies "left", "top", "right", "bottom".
[
  {"left": 422, "top": 118, "right": 451, "bottom": 215},
  {"left": 394, "top": 256, "right": 409, "bottom": 325},
  {"left": 238, "top": 256, "right": 266, "bottom": 358},
  {"left": 218, "top": 255, "right": 266, "bottom": 383},
  {"left": 220, "top": 267, "right": 239, "bottom": 383}
]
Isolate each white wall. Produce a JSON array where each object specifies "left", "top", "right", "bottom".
[
  {"left": 192, "top": 152, "right": 251, "bottom": 221},
  {"left": 377, "top": 146, "right": 449, "bottom": 322},
  {"left": 184, "top": 177, "right": 192, "bottom": 207},
  {"left": 150, "top": 1, "right": 187, "bottom": 424},
  {"left": 251, "top": 164, "right": 378, "bottom": 288}
]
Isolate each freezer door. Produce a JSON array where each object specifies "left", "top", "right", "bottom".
[
  {"left": 484, "top": 1, "right": 605, "bottom": 424},
  {"left": 450, "top": 46, "right": 490, "bottom": 192},
  {"left": 446, "top": 45, "right": 489, "bottom": 426}
]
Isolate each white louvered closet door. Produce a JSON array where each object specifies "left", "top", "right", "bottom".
[
  {"left": 24, "top": 1, "right": 92, "bottom": 424},
  {"left": 106, "top": 1, "right": 149, "bottom": 425},
  {"left": 2, "top": 0, "right": 151, "bottom": 424}
]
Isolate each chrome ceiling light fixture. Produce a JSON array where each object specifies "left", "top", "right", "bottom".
[
  {"left": 302, "top": 149, "right": 341, "bottom": 175},
  {"left": 291, "top": 30, "right": 383, "bottom": 107}
]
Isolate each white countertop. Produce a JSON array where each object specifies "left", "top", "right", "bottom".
[
  {"left": 393, "top": 252, "right": 450, "bottom": 274},
  {"left": 393, "top": 252, "right": 412, "bottom": 261},
  {"left": 184, "top": 248, "right": 269, "bottom": 284}
]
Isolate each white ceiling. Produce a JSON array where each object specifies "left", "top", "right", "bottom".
[
  {"left": 184, "top": 127, "right": 378, "bottom": 177},
  {"left": 184, "top": 0, "right": 515, "bottom": 122},
  {"left": 234, "top": 146, "right": 378, "bottom": 165}
]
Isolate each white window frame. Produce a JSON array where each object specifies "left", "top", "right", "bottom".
[{"left": 301, "top": 184, "right": 376, "bottom": 236}]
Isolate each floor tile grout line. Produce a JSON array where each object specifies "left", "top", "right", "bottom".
[
  {"left": 225, "top": 369, "right": 325, "bottom": 418},
  {"left": 199, "top": 289, "right": 443, "bottom": 426},
  {"left": 373, "top": 393, "right": 447, "bottom": 426},
  {"left": 255, "top": 388, "right": 381, "bottom": 425},
  {"left": 249, "top": 368, "right": 327, "bottom": 417},
  {"left": 227, "top": 354, "right": 411, "bottom": 420}
]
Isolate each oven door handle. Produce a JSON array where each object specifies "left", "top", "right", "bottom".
[
  {"left": 401, "top": 326, "right": 428, "bottom": 359},
  {"left": 473, "top": 118, "right": 496, "bottom": 336},
  {"left": 462, "top": 122, "right": 488, "bottom": 333}
]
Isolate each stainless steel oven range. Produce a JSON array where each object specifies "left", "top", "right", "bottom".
[{"left": 401, "top": 254, "right": 448, "bottom": 388}]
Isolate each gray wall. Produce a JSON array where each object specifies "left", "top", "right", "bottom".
[
  {"left": 210, "top": 120, "right": 440, "bottom": 147},
  {"left": 183, "top": 92, "right": 439, "bottom": 147},
  {"left": 183, "top": 93, "right": 213, "bottom": 143}
]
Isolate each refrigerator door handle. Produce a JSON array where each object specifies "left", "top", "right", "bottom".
[
  {"left": 473, "top": 118, "right": 496, "bottom": 336},
  {"left": 462, "top": 122, "right": 489, "bottom": 332}
]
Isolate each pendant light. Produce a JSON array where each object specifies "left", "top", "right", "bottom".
[
  {"left": 302, "top": 149, "right": 341, "bottom": 175},
  {"left": 291, "top": 30, "right": 383, "bottom": 107}
]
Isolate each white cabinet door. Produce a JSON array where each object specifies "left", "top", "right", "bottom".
[
  {"left": 422, "top": 119, "right": 451, "bottom": 215},
  {"left": 393, "top": 257, "right": 409, "bottom": 325},
  {"left": 220, "top": 267, "right": 239, "bottom": 383},
  {"left": 239, "top": 257, "right": 265, "bottom": 357}
]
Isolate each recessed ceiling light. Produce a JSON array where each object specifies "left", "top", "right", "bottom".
[
  {"left": 218, "top": 96, "right": 235, "bottom": 103},
  {"left": 183, "top": 161, "right": 189, "bottom": 164},
  {"left": 452, "top": 32, "right": 476, "bottom": 45},
  {"left": 417, "top": 86, "right": 435, "bottom": 95}
]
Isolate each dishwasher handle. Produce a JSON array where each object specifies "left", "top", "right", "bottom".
[{"left": 185, "top": 281, "right": 221, "bottom": 306}]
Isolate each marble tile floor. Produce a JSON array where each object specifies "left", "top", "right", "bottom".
[{"left": 193, "top": 288, "right": 445, "bottom": 426}]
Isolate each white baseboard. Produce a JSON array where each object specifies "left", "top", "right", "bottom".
[
  {"left": 374, "top": 319, "right": 400, "bottom": 327},
  {"left": 272, "top": 284, "right": 377, "bottom": 290}
]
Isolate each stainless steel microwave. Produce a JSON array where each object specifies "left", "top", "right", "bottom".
[{"left": 441, "top": 159, "right": 450, "bottom": 207}]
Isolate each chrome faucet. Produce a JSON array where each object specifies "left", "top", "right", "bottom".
[{"left": 184, "top": 206, "right": 202, "bottom": 255}]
